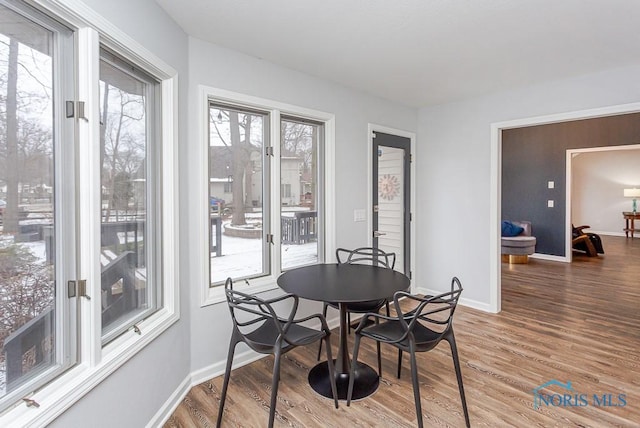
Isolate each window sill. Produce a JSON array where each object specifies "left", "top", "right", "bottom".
[
  {"left": 201, "top": 276, "right": 280, "bottom": 307},
  {"left": 0, "top": 308, "right": 179, "bottom": 427}
]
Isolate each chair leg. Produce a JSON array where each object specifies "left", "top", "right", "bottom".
[
  {"left": 317, "top": 303, "right": 329, "bottom": 361},
  {"left": 409, "top": 342, "right": 423, "bottom": 428},
  {"left": 346, "top": 334, "right": 362, "bottom": 406},
  {"left": 375, "top": 317, "right": 382, "bottom": 377},
  {"left": 268, "top": 348, "right": 283, "bottom": 428},
  {"left": 397, "top": 349, "right": 403, "bottom": 379},
  {"left": 447, "top": 332, "right": 470, "bottom": 428},
  {"left": 323, "top": 335, "right": 339, "bottom": 409},
  {"left": 376, "top": 341, "right": 382, "bottom": 378},
  {"left": 217, "top": 333, "right": 239, "bottom": 428}
]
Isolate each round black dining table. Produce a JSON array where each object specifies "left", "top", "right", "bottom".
[{"left": 277, "top": 263, "right": 410, "bottom": 400}]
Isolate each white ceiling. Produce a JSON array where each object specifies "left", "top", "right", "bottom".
[{"left": 155, "top": 0, "right": 640, "bottom": 108}]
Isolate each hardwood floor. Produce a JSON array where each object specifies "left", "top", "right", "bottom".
[{"left": 165, "top": 235, "right": 640, "bottom": 427}]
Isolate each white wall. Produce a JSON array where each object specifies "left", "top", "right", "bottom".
[
  {"left": 50, "top": 1, "right": 190, "bottom": 427},
  {"left": 572, "top": 149, "right": 640, "bottom": 234},
  {"left": 417, "top": 64, "right": 640, "bottom": 306},
  {"left": 187, "top": 37, "right": 417, "bottom": 374}
]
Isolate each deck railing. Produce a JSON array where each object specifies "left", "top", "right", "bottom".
[
  {"left": 281, "top": 211, "right": 317, "bottom": 244},
  {"left": 2, "top": 250, "right": 138, "bottom": 390}
]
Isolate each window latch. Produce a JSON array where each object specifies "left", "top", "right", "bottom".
[
  {"left": 68, "top": 279, "right": 90, "bottom": 300},
  {"left": 22, "top": 397, "right": 40, "bottom": 408},
  {"left": 65, "top": 100, "right": 87, "bottom": 121}
]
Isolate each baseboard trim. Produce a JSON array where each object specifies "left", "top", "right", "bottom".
[
  {"left": 148, "top": 315, "right": 342, "bottom": 427},
  {"left": 415, "top": 287, "right": 494, "bottom": 313},
  {"left": 530, "top": 253, "right": 568, "bottom": 263},
  {"left": 146, "top": 374, "right": 192, "bottom": 428}
]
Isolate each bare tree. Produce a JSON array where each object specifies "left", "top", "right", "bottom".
[
  {"left": 0, "top": 244, "right": 54, "bottom": 390},
  {"left": 101, "top": 85, "right": 145, "bottom": 222},
  {"left": 281, "top": 121, "right": 317, "bottom": 210},
  {"left": 3, "top": 38, "right": 19, "bottom": 234},
  {"left": 211, "top": 109, "right": 262, "bottom": 226},
  {"left": 1, "top": 37, "right": 54, "bottom": 232}
]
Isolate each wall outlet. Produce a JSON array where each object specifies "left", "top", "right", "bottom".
[
  {"left": 547, "top": 200, "right": 554, "bottom": 208},
  {"left": 548, "top": 181, "right": 554, "bottom": 189},
  {"left": 353, "top": 209, "right": 366, "bottom": 222}
]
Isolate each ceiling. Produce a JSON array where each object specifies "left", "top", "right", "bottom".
[{"left": 155, "top": 0, "right": 640, "bottom": 108}]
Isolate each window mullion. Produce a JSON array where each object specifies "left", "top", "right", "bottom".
[
  {"left": 271, "top": 109, "right": 282, "bottom": 274},
  {"left": 77, "top": 27, "right": 102, "bottom": 367}
]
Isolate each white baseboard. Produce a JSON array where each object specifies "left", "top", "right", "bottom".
[
  {"left": 458, "top": 296, "right": 494, "bottom": 312},
  {"left": 415, "top": 287, "right": 494, "bottom": 313},
  {"left": 589, "top": 231, "right": 626, "bottom": 237},
  {"left": 530, "top": 253, "right": 568, "bottom": 262},
  {"left": 148, "top": 314, "right": 342, "bottom": 427},
  {"left": 146, "top": 374, "right": 192, "bottom": 428}
]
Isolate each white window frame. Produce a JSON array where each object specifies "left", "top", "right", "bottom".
[
  {"left": 1, "top": 0, "right": 179, "bottom": 426},
  {"left": 199, "top": 86, "right": 336, "bottom": 306},
  {"left": 97, "top": 46, "right": 163, "bottom": 345}
]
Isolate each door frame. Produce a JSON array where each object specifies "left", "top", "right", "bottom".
[
  {"left": 490, "top": 101, "right": 640, "bottom": 314},
  {"left": 566, "top": 143, "right": 640, "bottom": 262},
  {"left": 368, "top": 124, "right": 416, "bottom": 287}
]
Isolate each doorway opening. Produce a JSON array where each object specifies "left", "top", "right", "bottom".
[
  {"left": 490, "top": 102, "right": 640, "bottom": 313},
  {"left": 566, "top": 144, "right": 640, "bottom": 261}
]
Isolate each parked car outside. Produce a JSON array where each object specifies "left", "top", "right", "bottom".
[{"left": 210, "top": 197, "right": 225, "bottom": 208}]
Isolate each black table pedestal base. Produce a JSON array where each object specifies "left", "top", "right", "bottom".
[{"left": 308, "top": 360, "right": 379, "bottom": 401}]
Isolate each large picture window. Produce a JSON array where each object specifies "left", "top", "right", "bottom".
[{"left": 206, "top": 96, "right": 330, "bottom": 290}]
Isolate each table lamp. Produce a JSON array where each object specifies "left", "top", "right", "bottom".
[{"left": 624, "top": 188, "right": 640, "bottom": 213}]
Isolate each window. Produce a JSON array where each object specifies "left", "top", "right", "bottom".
[
  {"left": 0, "top": 0, "right": 178, "bottom": 422},
  {"left": 281, "top": 183, "right": 292, "bottom": 198},
  {"left": 204, "top": 90, "right": 333, "bottom": 294},
  {"left": 0, "top": 0, "right": 75, "bottom": 412},
  {"left": 99, "top": 48, "right": 161, "bottom": 343},
  {"left": 209, "top": 103, "right": 270, "bottom": 284},
  {"left": 280, "top": 117, "right": 323, "bottom": 270}
]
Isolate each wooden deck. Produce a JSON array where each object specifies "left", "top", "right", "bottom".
[{"left": 165, "top": 235, "right": 640, "bottom": 427}]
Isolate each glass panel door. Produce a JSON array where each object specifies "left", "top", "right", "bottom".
[{"left": 373, "top": 132, "right": 411, "bottom": 274}]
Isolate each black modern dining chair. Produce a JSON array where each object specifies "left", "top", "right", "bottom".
[
  {"left": 346, "top": 277, "right": 470, "bottom": 428},
  {"left": 218, "top": 278, "right": 338, "bottom": 428},
  {"left": 317, "top": 247, "right": 396, "bottom": 376}
]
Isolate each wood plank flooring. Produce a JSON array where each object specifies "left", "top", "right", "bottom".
[{"left": 165, "top": 235, "right": 640, "bottom": 427}]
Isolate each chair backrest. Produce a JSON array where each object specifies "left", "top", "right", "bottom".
[
  {"left": 224, "top": 278, "right": 298, "bottom": 349},
  {"left": 336, "top": 247, "right": 396, "bottom": 269},
  {"left": 393, "top": 277, "right": 463, "bottom": 341}
]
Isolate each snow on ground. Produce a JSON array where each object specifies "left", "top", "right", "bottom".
[{"left": 210, "top": 232, "right": 317, "bottom": 284}]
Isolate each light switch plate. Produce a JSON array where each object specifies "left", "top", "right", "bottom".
[
  {"left": 354, "top": 209, "right": 366, "bottom": 222},
  {"left": 548, "top": 181, "right": 554, "bottom": 189},
  {"left": 547, "top": 200, "right": 554, "bottom": 208}
]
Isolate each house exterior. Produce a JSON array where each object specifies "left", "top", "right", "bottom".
[
  {"left": 1, "top": 1, "right": 639, "bottom": 427},
  {"left": 208, "top": 147, "right": 303, "bottom": 207}
]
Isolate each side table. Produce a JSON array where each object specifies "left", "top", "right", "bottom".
[{"left": 623, "top": 211, "right": 640, "bottom": 238}]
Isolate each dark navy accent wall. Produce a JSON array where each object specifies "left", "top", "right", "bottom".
[{"left": 502, "top": 112, "right": 640, "bottom": 256}]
